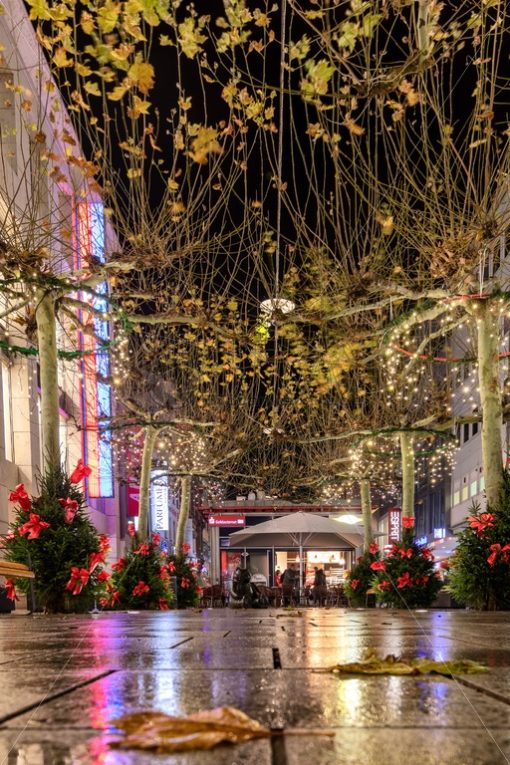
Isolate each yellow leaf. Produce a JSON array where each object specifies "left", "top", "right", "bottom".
[
  {"left": 53, "top": 47, "right": 73, "bottom": 68},
  {"left": 188, "top": 125, "right": 222, "bottom": 164},
  {"left": 344, "top": 118, "right": 364, "bottom": 136},
  {"left": 127, "top": 95, "right": 151, "bottom": 119},
  {"left": 75, "top": 62, "right": 92, "bottom": 77},
  {"left": 84, "top": 81, "right": 101, "bottom": 97},
  {"left": 80, "top": 11, "right": 94, "bottom": 35},
  {"left": 128, "top": 60, "right": 154, "bottom": 95},
  {"left": 127, "top": 167, "right": 142, "bottom": 179},
  {"left": 108, "top": 83, "right": 130, "bottom": 101}
]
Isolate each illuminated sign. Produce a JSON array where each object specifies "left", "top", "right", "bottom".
[
  {"left": 434, "top": 527, "right": 446, "bottom": 540},
  {"left": 127, "top": 486, "right": 140, "bottom": 517},
  {"left": 151, "top": 470, "right": 169, "bottom": 532},
  {"left": 415, "top": 536, "right": 428, "bottom": 547},
  {"left": 76, "top": 202, "right": 113, "bottom": 497},
  {"left": 388, "top": 507, "right": 401, "bottom": 542},
  {"left": 208, "top": 515, "right": 246, "bottom": 527}
]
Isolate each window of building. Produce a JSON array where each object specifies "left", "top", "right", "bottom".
[
  {"left": 472, "top": 421, "right": 478, "bottom": 437},
  {"left": 463, "top": 423, "right": 470, "bottom": 443},
  {"left": 1, "top": 360, "right": 13, "bottom": 462},
  {"left": 461, "top": 475, "right": 469, "bottom": 501}
]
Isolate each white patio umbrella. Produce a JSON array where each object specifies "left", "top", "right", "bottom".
[{"left": 229, "top": 512, "right": 365, "bottom": 590}]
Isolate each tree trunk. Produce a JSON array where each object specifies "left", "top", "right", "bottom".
[
  {"left": 400, "top": 431, "right": 415, "bottom": 518},
  {"left": 359, "top": 478, "right": 373, "bottom": 551},
  {"left": 175, "top": 474, "right": 192, "bottom": 551},
  {"left": 138, "top": 425, "right": 157, "bottom": 539},
  {"left": 35, "top": 292, "right": 60, "bottom": 471},
  {"left": 477, "top": 303, "right": 503, "bottom": 507}
]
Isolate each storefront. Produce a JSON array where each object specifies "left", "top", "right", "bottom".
[{"left": 201, "top": 499, "right": 365, "bottom": 586}]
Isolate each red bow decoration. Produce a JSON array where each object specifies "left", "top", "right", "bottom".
[
  {"left": 349, "top": 578, "right": 360, "bottom": 590},
  {"left": 181, "top": 543, "right": 191, "bottom": 554},
  {"left": 8, "top": 484, "right": 31, "bottom": 511},
  {"left": 377, "top": 580, "right": 391, "bottom": 591},
  {"left": 398, "top": 547, "right": 413, "bottom": 559},
  {"left": 133, "top": 580, "right": 150, "bottom": 597},
  {"left": 370, "top": 560, "right": 386, "bottom": 571},
  {"left": 369, "top": 543, "right": 379, "bottom": 555},
  {"left": 88, "top": 551, "right": 105, "bottom": 573},
  {"left": 415, "top": 574, "right": 430, "bottom": 586},
  {"left": 4, "top": 578, "right": 19, "bottom": 601},
  {"left": 167, "top": 561, "right": 176, "bottom": 573},
  {"left": 65, "top": 567, "right": 90, "bottom": 596},
  {"left": 468, "top": 513, "right": 495, "bottom": 536},
  {"left": 158, "top": 598, "right": 170, "bottom": 610},
  {"left": 98, "top": 534, "right": 110, "bottom": 554},
  {"left": 421, "top": 548, "right": 433, "bottom": 560},
  {"left": 112, "top": 557, "right": 126, "bottom": 572},
  {"left": 69, "top": 459, "right": 92, "bottom": 484},
  {"left": 180, "top": 576, "right": 191, "bottom": 589},
  {"left": 397, "top": 571, "right": 413, "bottom": 589},
  {"left": 487, "top": 544, "right": 502, "bottom": 567},
  {"left": 18, "top": 513, "right": 50, "bottom": 540},
  {"left": 59, "top": 497, "right": 79, "bottom": 524},
  {"left": 97, "top": 570, "right": 110, "bottom": 582},
  {"left": 152, "top": 532, "right": 161, "bottom": 545},
  {"left": 402, "top": 516, "right": 415, "bottom": 529},
  {"left": 159, "top": 566, "right": 170, "bottom": 581},
  {"left": 133, "top": 543, "right": 150, "bottom": 556},
  {"left": 127, "top": 521, "right": 136, "bottom": 538}
]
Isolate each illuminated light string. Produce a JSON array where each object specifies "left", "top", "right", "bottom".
[{"left": 390, "top": 344, "right": 510, "bottom": 364}]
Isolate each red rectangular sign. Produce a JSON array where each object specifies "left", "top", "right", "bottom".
[
  {"left": 208, "top": 515, "right": 246, "bottom": 527},
  {"left": 127, "top": 486, "right": 140, "bottom": 517}
]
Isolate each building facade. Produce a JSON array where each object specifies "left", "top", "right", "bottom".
[{"left": 0, "top": 2, "right": 122, "bottom": 557}]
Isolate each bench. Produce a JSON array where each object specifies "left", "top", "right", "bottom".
[{"left": 0, "top": 561, "right": 35, "bottom": 579}]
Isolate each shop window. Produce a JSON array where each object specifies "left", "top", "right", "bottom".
[
  {"left": 470, "top": 479, "right": 478, "bottom": 497},
  {"left": 463, "top": 423, "right": 470, "bottom": 443},
  {"left": 453, "top": 490, "right": 460, "bottom": 506},
  {"left": 472, "top": 421, "right": 478, "bottom": 437},
  {"left": 1, "top": 360, "right": 13, "bottom": 461},
  {"left": 461, "top": 476, "right": 469, "bottom": 501},
  {"left": 480, "top": 475, "right": 485, "bottom": 492}
]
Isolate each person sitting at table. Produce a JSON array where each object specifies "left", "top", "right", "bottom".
[{"left": 312, "top": 567, "right": 327, "bottom": 607}]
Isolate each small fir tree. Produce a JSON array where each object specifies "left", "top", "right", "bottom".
[
  {"left": 344, "top": 543, "right": 381, "bottom": 606},
  {"left": 370, "top": 517, "right": 442, "bottom": 608},
  {"left": 107, "top": 526, "right": 174, "bottom": 610},
  {"left": 1, "top": 463, "right": 110, "bottom": 613},
  {"left": 166, "top": 544, "right": 201, "bottom": 608},
  {"left": 448, "top": 472, "right": 510, "bottom": 610}
]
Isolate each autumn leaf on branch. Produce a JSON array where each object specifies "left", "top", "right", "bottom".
[{"left": 326, "top": 652, "right": 486, "bottom": 677}]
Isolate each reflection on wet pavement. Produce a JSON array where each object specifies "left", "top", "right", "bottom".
[{"left": 1, "top": 609, "right": 510, "bottom": 764}]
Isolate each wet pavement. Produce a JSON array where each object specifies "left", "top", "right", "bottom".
[{"left": 1, "top": 608, "right": 510, "bottom": 764}]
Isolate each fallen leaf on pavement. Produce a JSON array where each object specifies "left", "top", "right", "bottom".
[
  {"left": 110, "top": 706, "right": 271, "bottom": 752},
  {"left": 276, "top": 610, "right": 303, "bottom": 618},
  {"left": 110, "top": 707, "right": 335, "bottom": 752},
  {"left": 326, "top": 652, "right": 486, "bottom": 677}
]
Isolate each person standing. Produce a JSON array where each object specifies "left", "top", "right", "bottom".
[
  {"left": 274, "top": 568, "right": 282, "bottom": 586},
  {"left": 281, "top": 566, "right": 295, "bottom": 606},
  {"left": 313, "top": 567, "right": 327, "bottom": 607}
]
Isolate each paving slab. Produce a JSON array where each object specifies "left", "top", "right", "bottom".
[{"left": 2, "top": 668, "right": 510, "bottom": 731}]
